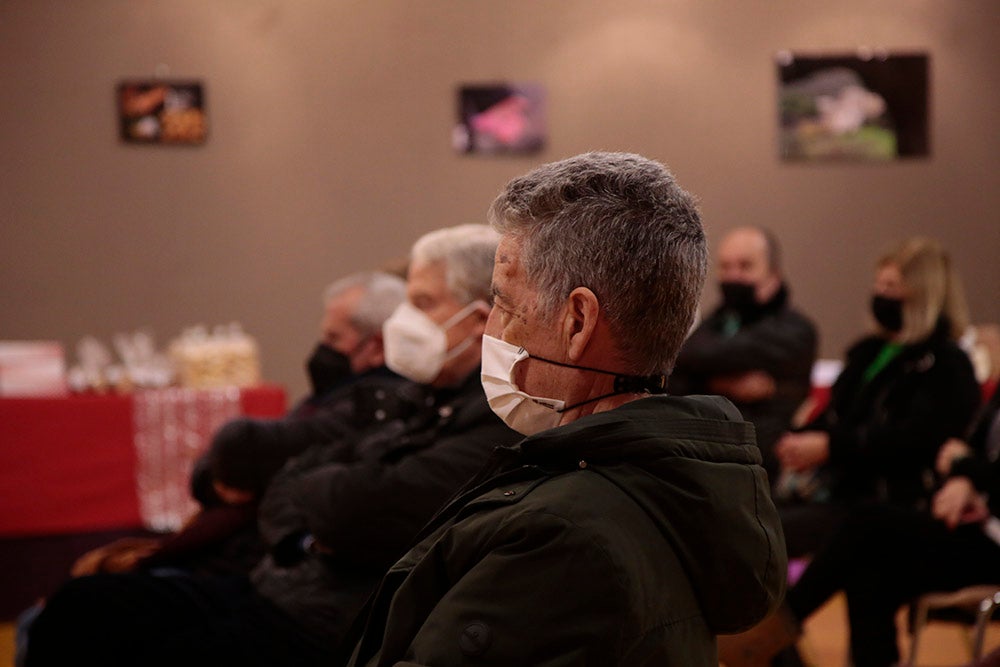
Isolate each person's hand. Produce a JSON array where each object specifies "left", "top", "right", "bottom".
[
  {"left": 70, "top": 544, "right": 114, "bottom": 577},
  {"left": 100, "top": 539, "right": 161, "bottom": 573},
  {"left": 932, "top": 477, "right": 989, "bottom": 529},
  {"left": 708, "top": 371, "right": 777, "bottom": 403},
  {"left": 212, "top": 479, "right": 255, "bottom": 505},
  {"left": 70, "top": 537, "right": 162, "bottom": 577},
  {"left": 775, "top": 431, "right": 830, "bottom": 472},
  {"left": 936, "top": 438, "right": 973, "bottom": 477}
]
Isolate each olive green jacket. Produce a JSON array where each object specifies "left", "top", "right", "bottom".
[{"left": 345, "top": 395, "right": 786, "bottom": 666}]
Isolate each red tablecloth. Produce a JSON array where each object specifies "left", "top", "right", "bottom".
[{"left": 0, "top": 385, "right": 286, "bottom": 536}]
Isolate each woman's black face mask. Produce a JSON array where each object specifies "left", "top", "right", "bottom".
[
  {"left": 306, "top": 343, "right": 353, "bottom": 395},
  {"left": 871, "top": 295, "right": 904, "bottom": 333}
]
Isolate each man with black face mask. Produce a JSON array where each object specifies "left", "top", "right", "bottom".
[
  {"left": 66, "top": 271, "right": 421, "bottom": 579},
  {"left": 671, "top": 226, "right": 818, "bottom": 483},
  {"left": 197, "top": 271, "right": 420, "bottom": 505},
  {"left": 300, "top": 273, "right": 408, "bottom": 408}
]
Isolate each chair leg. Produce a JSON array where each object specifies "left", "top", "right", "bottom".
[
  {"left": 906, "top": 600, "right": 930, "bottom": 667},
  {"left": 972, "top": 592, "right": 1000, "bottom": 660}
]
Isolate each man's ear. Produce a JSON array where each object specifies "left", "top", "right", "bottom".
[
  {"left": 757, "top": 271, "right": 782, "bottom": 303},
  {"left": 363, "top": 334, "right": 386, "bottom": 369},
  {"left": 563, "top": 287, "right": 600, "bottom": 362}
]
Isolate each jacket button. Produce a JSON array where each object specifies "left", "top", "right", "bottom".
[
  {"left": 578, "top": 460, "right": 588, "bottom": 469},
  {"left": 459, "top": 622, "right": 492, "bottom": 656}
]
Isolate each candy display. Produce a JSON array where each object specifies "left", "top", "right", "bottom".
[
  {"left": 168, "top": 323, "right": 261, "bottom": 389},
  {"left": 66, "top": 324, "right": 261, "bottom": 393}
]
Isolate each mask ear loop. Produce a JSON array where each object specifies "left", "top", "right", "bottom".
[
  {"left": 440, "top": 300, "right": 489, "bottom": 331},
  {"left": 523, "top": 353, "right": 669, "bottom": 413},
  {"left": 441, "top": 300, "right": 490, "bottom": 361}
]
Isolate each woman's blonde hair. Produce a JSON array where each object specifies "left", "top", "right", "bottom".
[{"left": 876, "top": 237, "right": 969, "bottom": 343}]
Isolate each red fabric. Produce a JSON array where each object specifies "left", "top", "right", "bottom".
[
  {"left": 240, "top": 384, "right": 288, "bottom": 418},
  {"left": 0, "top": 393, "right": 137, "bottom": 535},
  {"left": 982, "top": 377, "right": 998, "bottom": 405},
  {"left": 802, "top": 384, "right": 832, "bottom": 425},
  {"left": 0, "top": 385, "right": 285, "bottom": 536}
]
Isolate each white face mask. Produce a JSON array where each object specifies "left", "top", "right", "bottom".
[
  {"left": 481, "top": 334, "right": 671, "bottom": 435},
  {"left": 383, "top": 300, "right": 485, "bottom": 384},
  {"left": 480, "top": 334, "right": 566, "bottom": 435}
]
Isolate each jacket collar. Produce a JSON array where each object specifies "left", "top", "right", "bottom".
[
  {"left": 513, "top": 394, "right": 758, "bottom": 469},
  {"left": 430, "top": 365, "right": 484, "bottom": 407}
]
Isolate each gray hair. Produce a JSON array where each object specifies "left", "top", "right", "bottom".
[
  {"left": 489, "top": 151, "right": 707, "bottom": 375},
  {"left": 323, "top": 271, "right": 407, "bottom": 336},
  {"left": 411, "top": 224, "right": 500, "bottom": 304}
]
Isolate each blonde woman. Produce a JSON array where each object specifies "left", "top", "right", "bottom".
[
  {"left": 775, "top": 237, "right": 980, "bottom": 557},
  {"left": 721, "top": 387, "right": 1000, "bottom": 667}
]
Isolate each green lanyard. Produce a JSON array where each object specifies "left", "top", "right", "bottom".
[
  {"left": 862, "top": 342, "right": 904, "bottom": 384},
  {"left": 721, "top": 313, "right": 741, "bottom": 337}
]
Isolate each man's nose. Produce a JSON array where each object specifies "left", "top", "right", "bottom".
[{"left": 719, "top": 269, "right": 742, "bottom": 282}]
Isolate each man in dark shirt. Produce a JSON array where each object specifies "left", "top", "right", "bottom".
[
  {"left": 671, "top": 226, "right": 818, "bottom": 482},
  {"left": 341, "top": 153, "right": 786, "bottom": 666}
]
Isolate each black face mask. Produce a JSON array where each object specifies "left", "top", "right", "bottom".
[
  {"left": 720, "top": 281, "right": 759, "bottom": 316},
  {"left": 306, "top": 344, "right": 353, "bottom": 395},
  {"left": 871, "top": 295, "right": 904, "bottom": 333}
]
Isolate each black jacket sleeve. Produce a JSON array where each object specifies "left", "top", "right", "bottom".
[
  {"left": 255, "top": 374, "right": 520, "bottom": 568},
  {"left": 296, "top": 416, "right": 516, "bottom": 566},
  {"left": 671, "top": 309, "right": 817, "bottom": 394},
  {"left": 825, "top": 344, "right": 979, "bottom": 474},
  {"left": 949, "top": 388, "right": 1000, "bottom": 511},
  {"left": 198, "top": 375, "right": 423, "bottom": 497}
]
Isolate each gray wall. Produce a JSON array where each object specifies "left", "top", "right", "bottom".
[{"left": 2, "top": 0, "right": 998, "bottom": 401}]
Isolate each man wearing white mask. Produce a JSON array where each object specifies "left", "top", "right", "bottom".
[
  {"left": 25, "top": 225, "right": 520, "bottom": 667},
  {"left": 381, "top": 224, "right": 497, "bottom": 387},
  {"left": 343, "top": 152, "right": 787, "bottom": 666}
]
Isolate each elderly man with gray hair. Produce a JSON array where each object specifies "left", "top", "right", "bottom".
[
  {"left": 342, "top": 152, "right": 787, "bottom": 666},
  {"left": 25, "top": 228, "right": 520, "bottom": 667},
  {"left": 201, "top": 270, "right": 414, "bottom": 505},
  {"left": 62, "top": 270, "right": 416, "bottom": 581}
]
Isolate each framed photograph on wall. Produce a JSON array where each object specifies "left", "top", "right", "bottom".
[
  {"left": 118, "top": 80, "right": 207, "bottom": 145},
  {"left": 777, "top": 52, "right": 929, "bottom": 161},
  {"left": 453, "top": 83, "right": 546, "bottom": 155}
]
